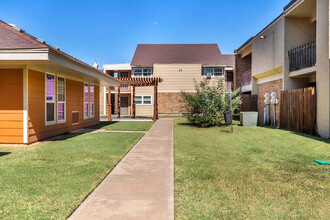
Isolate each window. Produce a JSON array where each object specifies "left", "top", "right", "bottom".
[
  {"left": 84, "top": 83, "right": 95, "bottom": 119},
  {"left": 143, "top": 96, "right": 151, "bottom": 105},
  {"left": 135, "top": 96, "right": 152, "bottom": 105},
  {"left": 133, "top": 68, "right": 152, "bottom": 77},
  {"left": 45, "top": 74, "right": 55, "bottom": 124},
  {"left": 135, "top": 96, "right": 142, "bottom": 104},
  {"left": 57, "top": 76, "right": 66, "bottom": 122},
  {"left": 84, "top": 83, "right": 89, "bottom": 118},
  {"left": 90, "top": 84, "right": 95, "bottom": 117},
  {"left": 203, "top": 68, "right": 224, "bottom": 77}
]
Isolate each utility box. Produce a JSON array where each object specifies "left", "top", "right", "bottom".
[{"left": 240, "top": 112, "right": 258, "bottom": 127}]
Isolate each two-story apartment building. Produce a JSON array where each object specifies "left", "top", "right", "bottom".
[
  {"left": 235, "top": 0, "right": 330, "bottom": 138},
  {"left": 100, "top": 44, "right": 235, "bottom": 117}
]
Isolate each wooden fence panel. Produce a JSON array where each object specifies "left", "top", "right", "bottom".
[
  {"left": 240, "top": 94, "right": 258, "bottom": 112},
  {"left": 280, "top": 87, "right": 316, "bottom": 135}
]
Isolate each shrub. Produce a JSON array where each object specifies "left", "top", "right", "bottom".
[{"left": 181, "top": 79, "right": 242, "bottom": 127}]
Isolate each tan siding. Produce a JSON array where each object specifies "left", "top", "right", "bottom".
[
  {"left": 28, "top": 69, "right": 99, "bottom": 143},
  {"left": 0, "top": 69, "right": 23, "bottom": 143},
  {"left": 136, "top": 105, "right": 153, "bottom": 116},
  {"left": 153, "top": 63, "right": 224, "bottom": 92}
]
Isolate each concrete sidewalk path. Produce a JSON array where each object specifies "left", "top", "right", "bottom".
[{"left": 69, "top": 118, "right": 174, "bottom": 220}]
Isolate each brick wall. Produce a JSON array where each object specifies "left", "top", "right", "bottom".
[
  {"left": 257, "top": 79, "right": 283, "bottom": 126},
  {"left": 158, "top": 92, "right": 185, "bottom": 114},
  {"left": 235, "top": 54, "right": 252, "bottom": 88}
]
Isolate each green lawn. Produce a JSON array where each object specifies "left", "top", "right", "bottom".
[
  {"left": 174, "top": 119, "right": 330, "bottom": 219},
  {"left": 0, "top": 132, "right": 143, "bottom": 219},
  {"left": 93, "top": 121, "right": 154, "bottom": 131}
]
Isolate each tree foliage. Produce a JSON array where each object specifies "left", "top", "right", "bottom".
[{"left": 181, "top": 79, "right": 242, "bottom": 127}]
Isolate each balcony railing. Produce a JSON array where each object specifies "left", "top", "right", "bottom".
[
  {"left": 241, "top": 69, "right": 252, "bottom": 86},
  {"left": 120, "top": 84, "right": 130, "bottom": 91},
  {"left": 284, "top": 0, "right": 297, "bottom": 11},
  {"left": 288, "top": 41, "right": 316, "bottom": 72}
]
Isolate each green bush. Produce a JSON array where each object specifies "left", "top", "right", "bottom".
[{"left": 181, "top": 79, "right": 242, "bottom": 127}]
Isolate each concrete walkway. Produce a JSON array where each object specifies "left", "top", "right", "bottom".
[{"left": 69, "top": 118, "right": 174, "bottom": 220}]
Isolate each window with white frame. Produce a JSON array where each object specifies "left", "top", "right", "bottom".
[
  {"left": 133, "top": 68, "right": 152, "bottom": 77},
  {"left": 57, "top": 76, "right": 66, "bottom": 122},
  {"left": 203, "top": 68, "right": 224, "bottom": 77},
  {"left": 84, "top": 83, "right": 89, "bottom": 118},
  {"left": 83, "top": 83, "right": 95, "bottom": 119},
  {"left": 90, "top": 84, "right": 95, "bottom": 117},
  {"left": 135, "top": 96, "right": 142, "bottom": 104},
  {"left": 45, "top": 73, "right": 55, "bottom": 124},
  {"left": 135, "top": 95, "right": 152, "bottom": 105}
]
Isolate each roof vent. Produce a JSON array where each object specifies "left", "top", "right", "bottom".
[
  {"left": 37, "top": 38, "right": 45, "bottom": 44},
  {"left": 8, "top": 24, "right": 25, "bottom": 33}
]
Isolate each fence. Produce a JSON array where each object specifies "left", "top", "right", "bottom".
[
  {"left": 280, "top": 87, "right": 316, "bottom": 135},
  {"left": 240, "top": 94, "right": 258, "bottom": 112}
]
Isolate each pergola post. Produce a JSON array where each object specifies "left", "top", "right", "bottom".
[
  {"left": 117, "top": 86, "right": 121, "bottom": 118},
  {"left": 153, "top": 82, "right": 158, "bottom": 121},
  {"left": 132, "top": 85, "right": 136, "bottom": 118},
  {"left": 107, "top": 87, "right": 112, "bottom": 121}
]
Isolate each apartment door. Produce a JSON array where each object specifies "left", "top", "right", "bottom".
[{"left": 120, "top": 97, "right": 129, "bottom": 115}]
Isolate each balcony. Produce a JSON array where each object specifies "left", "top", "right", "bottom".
[
  {"left": 288, "top": 41, "right": 316, "bottom": 72},
  {"left": 241, "top": 69, "right": 252, "bottom": 86},
  {"left": 110, "top": 84, "right": 130, "bottom": 92},
  {"left": 120, "top": 84, "right": 130, "bottom": 91}
]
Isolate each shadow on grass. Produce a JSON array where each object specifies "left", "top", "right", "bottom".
[
  {"left": 0, "top": 152, "right": 11, "bottom": 157},
  {"left": 89, "top": 121, "right": 119, "bottom": 129},
  {"left": 259, "top": 124, "right": 330, "bottom": 144}
]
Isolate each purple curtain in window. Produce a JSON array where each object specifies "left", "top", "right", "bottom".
[
  {"left": 46, "top": 74, "right": 55, "bottom": 101},
  {"left": 90, "top": 103, "right": 94, "bottom": 116},
  {"left": 90, "top": 85, "right": 94, "bottom": 103},
  {"left": 84, "top": 83, "right": 89, "bottom": 102},
  {"left": 58, "top": 103, "right": 65, "bottom": 121},
  {"left": 84, "top": 103, "right": 89, "bottom": 117}
]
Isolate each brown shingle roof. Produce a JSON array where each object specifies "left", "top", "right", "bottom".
[
  {"left": 131, "top": 44, "right": 235, "bottom": 66},
  {"left": 0, "top": 20, "right": 47, "bottom": 49},
  {"left": 0, "top": 20, "right": 108, "bottom": 75}
]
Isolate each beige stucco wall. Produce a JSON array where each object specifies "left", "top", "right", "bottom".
[
  {"left": 252, "top": 18, "right": 285, "bottom": 78},
  {"left": 316, "top": 0, "right": 330, "bottom": 138}
]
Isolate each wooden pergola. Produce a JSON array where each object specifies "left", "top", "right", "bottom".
[{"left": 107, "top": 77, "right": 163, "bottom": 121}]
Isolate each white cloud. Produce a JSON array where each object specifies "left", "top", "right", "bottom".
[{"left": 153, "top": 21, "right": 158, "bottom": 25}]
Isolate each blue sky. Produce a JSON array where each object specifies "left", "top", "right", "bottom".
[{"left": 1, "top": 0, "right": 288, "bottom": 67}]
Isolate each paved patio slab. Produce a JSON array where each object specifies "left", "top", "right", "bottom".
[{"left": 69, "top": 118, "right": 174, "bottom": 220}]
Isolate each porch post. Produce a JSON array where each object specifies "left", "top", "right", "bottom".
[
  {"left": 117, "top": 86, "right": 121, "bottom": 118},
  {"left": 132, "top": 85, "right": 136, "bottom": 118},
  {"left": 153, "top": 82, "right": 158, "bottom": 121},
  {"left": 107, "top": 86, "right": 112, "bottom": 121}
]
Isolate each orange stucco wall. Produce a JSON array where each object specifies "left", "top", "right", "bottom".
[
  {"left": 0, "top": 69, "right": 23, "bottom": 143},
  {"left": 28, "top": 69, "right": 100, "bottom": 143}
]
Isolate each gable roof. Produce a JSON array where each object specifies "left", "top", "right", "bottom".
[
  {"left": 0, "top": 20, "right": 106, "bottom": 75},
  {"left": 131, "top": 44, "right": 234, "bottom": 66}
]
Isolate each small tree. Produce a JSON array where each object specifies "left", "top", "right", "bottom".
[{"left": 181, "top": 79, "right": 242, "bottom": 127}]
